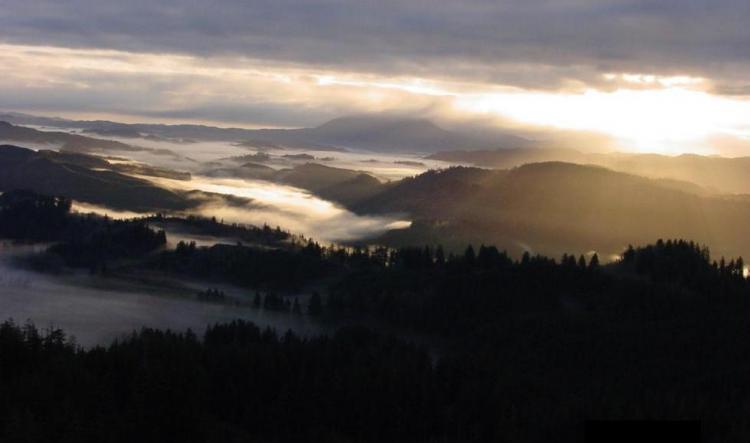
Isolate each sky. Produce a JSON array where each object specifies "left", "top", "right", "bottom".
[{"left": 2, "top": 0, "right": 750, "bottom": 154}]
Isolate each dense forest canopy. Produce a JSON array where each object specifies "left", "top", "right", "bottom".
[{"left": 1, "top": 190, "right": 750, "bottom": 441}]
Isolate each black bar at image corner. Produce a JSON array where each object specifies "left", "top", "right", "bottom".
[{"left": 585, "top": 420, "right": 701, "bottom": 443}]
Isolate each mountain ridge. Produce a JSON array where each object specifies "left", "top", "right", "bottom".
[
  {"left": 429, "top": 147, "right": 750, "bottom": 194},
  {"left": 354, "top": 162, "right": 750, "bottom": 259},
  {"left": 0, "top": 112, "right": 529, "bottom": 153}
]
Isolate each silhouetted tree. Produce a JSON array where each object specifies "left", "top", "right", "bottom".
[
  {"left": 464, "top": 245, "right": 476, "bottom": 265},
  {"left": 309, "top": 292, "right": 323, "bottom": 316},
  {"left": 435, "top": 245, "right": 446, "bottom": 266}
]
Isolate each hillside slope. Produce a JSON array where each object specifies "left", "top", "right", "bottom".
[
  {"left": 430, "top": 148, "right": 750, "bottom": 194},
  {"left": 356, "top": 162, "right": 750, "bottom": 259},
  {"left": 0, "top": 145, "right": 192, "bottom": 211}
]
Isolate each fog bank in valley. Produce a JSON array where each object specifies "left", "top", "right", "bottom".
[
  {"left": 140, "top": 175, "right": 411, "bottom": 243},
  {"left": 0, "top": 244, "right": 329, "bottom": 348}
]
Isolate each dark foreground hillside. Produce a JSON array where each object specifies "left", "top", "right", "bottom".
[
  {"left": 2, "top": 243, "right": 750, "bottom": 442},
  {"left": 3, "top": 191, "right": 750, "bottom": 442}
]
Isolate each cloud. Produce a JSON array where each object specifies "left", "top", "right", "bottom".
[
  {"left": 2, "top": 2, "right": 750, "bottom": 155},
  {"left": 0, "top": 44, "right": 447, "bottom": 127},
  {"left": 1, "top": 0, "right": 749, "bottom": 94}
]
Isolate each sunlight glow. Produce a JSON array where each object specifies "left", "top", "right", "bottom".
[
  {"left": 603, "top": 73, "right": 706, "bottom": 88},
  {"left": 4, "top": 42, "right": 750, "bottom": 155},
  {"left": 454, "top": 86, "right": 750, "bottom": 154},
  {"left": 316, "top": 75, "right": 454, "bottom": 97}
]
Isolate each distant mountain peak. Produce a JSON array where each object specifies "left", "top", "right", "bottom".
[
  {"left": 300, "top": 114, "right": 527, "bottom": 153},
  {"left": 316, "top": 115, "right": 445, "bottom": 131}
]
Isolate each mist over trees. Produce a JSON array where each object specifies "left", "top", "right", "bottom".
[
  {"left": 3, "top": 236, "right": 750, "bottom": 442},
  {"left": 3, "top": 190, "right": 750, "bottom": 441}
]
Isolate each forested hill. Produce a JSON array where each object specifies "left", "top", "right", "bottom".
[
  {"left": 0, "top": 145, "right": 192, "bottom": 211},
  {"left": 1, "top": 239, "right": 750, "bottom": 442},
  {"left": 3, "top": 190, "right": 750, "bottom": 441},
  {"left": 429, "top": 147, "right": 750, "bottom": 194},
  {"left": 355, "top": 162, "right": 750, "bottom": 259}
]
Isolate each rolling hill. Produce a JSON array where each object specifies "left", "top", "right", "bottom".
[
  {"left": 429, "top": 148, "right": 750, "bottom": 194},
  {"left": 354, "top": 162, "right": 750, "bottom": 259},
  {"left": 0, "top": 145, "right": 192, "bottom": 211},
  {"left": 0, "top": 121, "right": 141, "bottom": 153}
]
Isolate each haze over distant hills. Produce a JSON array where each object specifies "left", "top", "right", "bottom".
[
  {"left": 430, "top": 148, "right": 750, "bottom": 195},
  {"left": 8, "top": 111, "right": 750, "bottom": 197},
  {"left": 353, "top": 163, "right": 750, "bottom": 259},
  {"left": 0, "top": 112, "right": 529, "bottom": 153},
  {"left": 0, "top": 121, "right": 183, "bottom": 158},
  {"left": 0, "top": 121, "right": 139, "bottom": 153},
  {"left": 5, "top": 111, "right": 750, "bottom": 260},
  {"left": 240, "top": 115, "right": 530, "bottom": 153}
]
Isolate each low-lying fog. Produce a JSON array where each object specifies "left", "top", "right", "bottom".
[
  {"left": 154, "top": 175, "right": 410, "bottom": 243},
  {"left": 0, "top": 244, "right": 440, "bottom": 353},
  {"left": 0, "top": 243, "right": 332, "bottom": 348},
  {"left": 0, "top": 129, "right": 426, "bottom": 346},
  {"left": 108, "top": 135, "right": 445, "bottom": 181},
  {"left": 21, "top": 125, "right": 425, "bottom": 243},
  {"left": 73, "top": 175, "right": 410, "bottom": 243},
  {"left": 25, "top": 124, "right": 447, "bottom": 181},
  {"left": 1, "top": 127, "right": 425, "bottom": 346}
]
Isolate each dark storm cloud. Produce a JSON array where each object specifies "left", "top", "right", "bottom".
[{"left": 2, "top": 0, "right": 749, "bottom": 91}]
